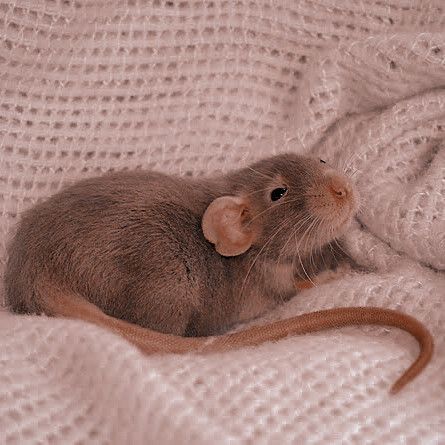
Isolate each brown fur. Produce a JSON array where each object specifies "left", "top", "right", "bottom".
[
  {"left": 5, "top": 154, "right": 353, "bottom": 335},
  {"left": 4, "top": 153, "right": 433, "bottom": 393}
]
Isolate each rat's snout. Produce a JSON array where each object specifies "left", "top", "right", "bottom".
[
  {"left": 304, "top": 169, "right": 358, "bottom": 234},
  {"left": 328, "top": 176, "right": 351, "bottom": 202}
]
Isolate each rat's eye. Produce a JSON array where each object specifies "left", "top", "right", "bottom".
[
  {"left": 320, "top": 159, "right": 326, "bottom": 164},
  {"left": 270, "top": 187, "right": 288, "bottom": 201}
]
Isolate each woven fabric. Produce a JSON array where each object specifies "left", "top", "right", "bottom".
[{"left": 1, "top": 1, "right": 444, "bottom": 444}]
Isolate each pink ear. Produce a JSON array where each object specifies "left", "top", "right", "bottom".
[{"left": 202, "top": 196, "right": 255, "bottom": 257}]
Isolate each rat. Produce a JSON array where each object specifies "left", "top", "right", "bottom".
[{"left": 4, "top": 153, "right": 433, "bottom": 394}]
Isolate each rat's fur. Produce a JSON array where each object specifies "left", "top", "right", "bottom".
[
  {"left": 5, "top": 154, "right": 352, "bottom": 336},
  {"left": 4, "top": 153, "right": 433, "bottom": 393}
]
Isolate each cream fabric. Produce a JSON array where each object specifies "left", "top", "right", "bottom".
[{"left": 0, "top": 1, "right": 444, "bottom": 444}]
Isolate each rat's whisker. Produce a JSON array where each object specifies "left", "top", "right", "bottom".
[
  {"left": 342, "top": 152, "right": 359, "bottom": 174},
  {"left": 294, "top": 217, "right": 319, "bottom": 286},
  {"left": 310, "top": 217, "right": 326, "bottom": 273},
  {"left": 296, "top": 231, "right": 315, "bottom": 284},
  {"left": 327, "top": 240, "right": 341, "bottom": 266},
  {"left": 247, "top": 197, "right": 304, "bottom": 226},
  {"left": 243, "top": 186, "right": 276, "bottom": 197},
  {"left": 277, "top": 214, "right": 313, "bottom": 266},
  {"left": 332, "top": 237, "right": 349, "bottom": 257},
  {"left": 305, "top": 216, "right": 323, "bottom": 276},
  {"left": 238, "top": 216, "right": 291, "bottom": 300},
  {"left": 288, "top": 216, "right": 314, "bottom": 274},
  {"left": 246, "top": 166, "right": 275, "bottom": 181},
  {"left": 301, "top": 217, "right": 317, "bottom": 274}
]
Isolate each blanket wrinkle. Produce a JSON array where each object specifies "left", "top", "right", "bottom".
[{"left": 0, "top": 1, "right": 444, "bottom": 444}]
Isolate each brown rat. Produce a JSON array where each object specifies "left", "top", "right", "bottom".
[{"left": 4, "top": 153, "right": 433, "bottom": 394}]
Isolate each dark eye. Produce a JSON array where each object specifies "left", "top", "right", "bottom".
[
  {"left": 320, "top": 159, "right": 326, "bottom": 164},
  {"left": 270, "top": 187, "right": 288, "bottom": 201}
]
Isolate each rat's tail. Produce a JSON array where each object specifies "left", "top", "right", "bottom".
[{"left": 38, "top": 279, "right": 433, "bottom": 395}]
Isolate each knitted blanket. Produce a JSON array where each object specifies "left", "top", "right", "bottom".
[{"left": 1, "top": 1, "right": 444, "bottom": 444}]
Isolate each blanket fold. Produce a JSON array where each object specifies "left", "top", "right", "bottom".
[{"left": 0, "top": 1, "right": 444, "bottom": 444}]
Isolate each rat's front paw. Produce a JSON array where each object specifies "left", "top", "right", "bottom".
[
  {"left": 314, "top": 263, "right": 354, "bottom": 285},
  {"left": 295, "top": 263, "right": 354, "bottom": 290},
  {"left": 294, "top": 279, "right": 315, "bottom": 291}
]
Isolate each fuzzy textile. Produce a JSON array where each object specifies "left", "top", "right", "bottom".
[{"left": 0, "top": 1, "right": 444, "bottom": 444}]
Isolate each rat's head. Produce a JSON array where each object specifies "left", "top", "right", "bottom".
[{"left": 202, "top": 153, "right": 359, "bottom": 260}]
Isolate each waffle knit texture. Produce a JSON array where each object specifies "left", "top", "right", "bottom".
[{"left": 0, "top": 1, "right": 444, "bottom": 444}]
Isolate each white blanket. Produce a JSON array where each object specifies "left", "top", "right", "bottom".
[{"left": 0, "top": 1, "right": 444, "bottom": 444}]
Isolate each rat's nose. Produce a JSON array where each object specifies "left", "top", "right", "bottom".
[{"left": 328, "top": 177, "right": 349, "bottom": 201}]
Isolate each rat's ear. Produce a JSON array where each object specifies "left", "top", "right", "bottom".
[{"left": 202, "top": 196, "right": 255, "bottom": 257}]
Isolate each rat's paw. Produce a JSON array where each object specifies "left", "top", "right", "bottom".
[
  {"left": 315, "top": 263, "right": 354, "bottom": 285},
  {"left": 294, "top": 279, "right": 315, "bottom": 290},
  {"left": 295, "top": 263, "right": 354, "bottom": 290}
]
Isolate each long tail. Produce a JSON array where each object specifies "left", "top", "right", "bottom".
[{"left": 40, "top": 282, "right": 433, "bottom": 395}]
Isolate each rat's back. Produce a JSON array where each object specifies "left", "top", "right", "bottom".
[{"left": 4, "top": 170, "right": 220, "bottom": 330}]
